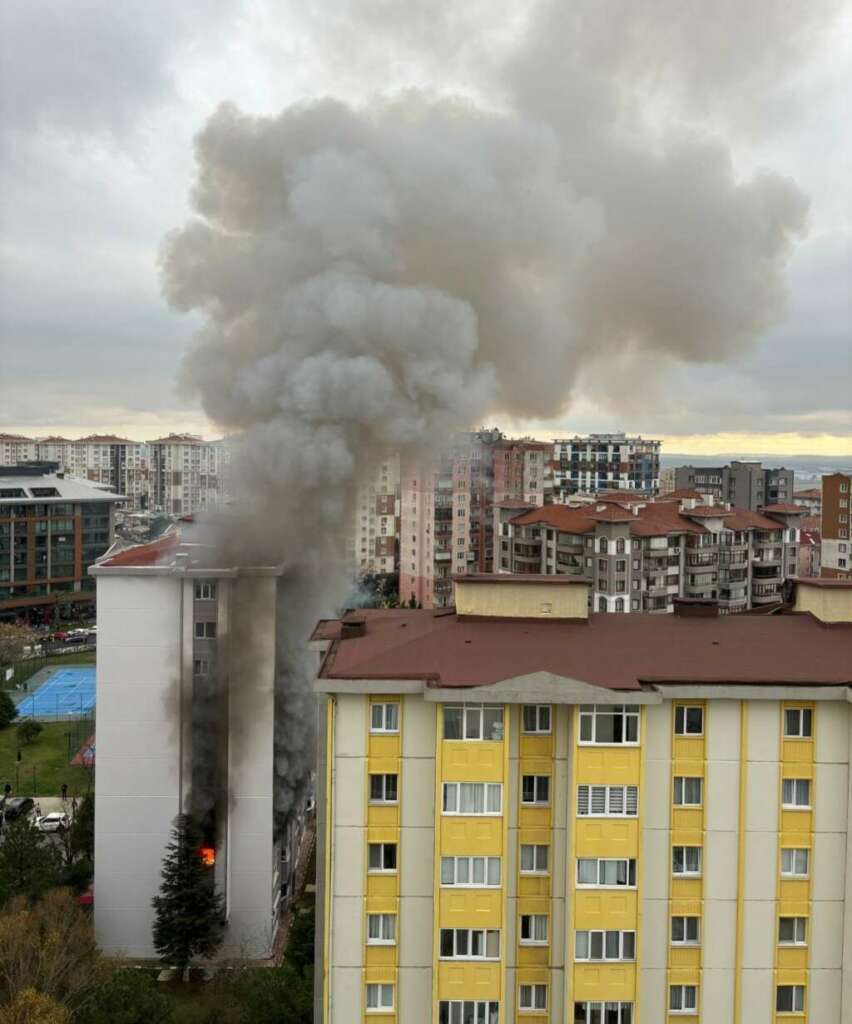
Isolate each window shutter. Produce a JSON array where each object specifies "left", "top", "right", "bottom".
[
  {"left": 577, "top": 785, "right": 590, "bottom": 815},
  {"left": 626, "top": 786, "right": 638, "bottom": 815}
]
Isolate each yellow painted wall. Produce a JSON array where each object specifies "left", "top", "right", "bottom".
[
  {"left": 793, "top": 582, "right": 852, "bottom": 623},
  {"left": 454, "top": 578, "right": 588, "bottom": 619}
]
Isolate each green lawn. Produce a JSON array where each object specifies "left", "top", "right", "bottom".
[
  {"left": 0, "top": 720, "right": 93, "bottom": 798},
  {"left": 4, "top": 649, "right": 96, "bottom": 690}
]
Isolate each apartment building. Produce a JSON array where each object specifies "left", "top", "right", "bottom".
[
  {"left": 0, "top": 433, "right": 38, "bottom": 465},
  {"left": 400, "top": 431, "right": 551, "bottom": 609},
  {"left": 659, "top": 467, "right": 677, "bottom": 495},
  {"left": 793, "top": 489, "right": 822, "bottom": 517},
  {"left": 147, "top": 434, "right": 231, "bottom": 515},
  {"left": 821, "top": 473, "right": 851, "bottom": 579},
  {"left": 674, "top": 462, "right": 794, "bottom": 512},
  {"left": 90, "top": 530, "right": 307, "bottom": 958},
  {"left": 0, "top": 465, "right": 121, "bottom": 623},
  {"left": 553, "top": 434, "right": 661, "bottom": 498},
  {"left": 36, "top": 435, "right": 149, "bottom": 510},
  {"left": 497, "top": 493, "right": 802, "bottom": 615},
  {"left": 348, "top": 455, "right": 401, "bottom": 577},
  {"left": 798, "top": 519, "right": 821, "bottom": 579},
  {"left": 312, "top": 573, "right": 852, "bottom": 1024}
]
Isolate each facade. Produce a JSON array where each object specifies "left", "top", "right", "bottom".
[
  {"left": 400, "top": 431, "right": 551, "bottom": 609},
  {"left": 348, "top": 455, "right": 401, "bottom": 577},
  {"left": 0, "top": 466, "right": 121, "bottom": 623},
  {"left": 659, "top": 467, "right": 676, "bottom": 495},
  {"left": 312, "top": 574, "right": 852, "bottom": 1024},
  {"left": 793, "top": 490, "right": 822, "bottom": 517},
  {"left": 553, "top": 435, "right": 661, "bottom": 498},
  {"left": 91, "top": 532, "right": 301, "bottom": 958},
  {"left": 37, "top": 435, "right": 149, "bottom": 510},
  {"left": 0, "top": 433, "right": 38, "bottom": 465},
  {"left": 674, "top": 463, "right": 795, "bottom": 512},
  {"left": 821, "top": 474, "right": 851, "bottom": 579},
  {"left": 147, "top": 434, "right": 231, "bottom": 515},
  {"left": 498, "top": 494, "right": 802, "bottom": 615},
  {"left": 798, "top": 518, "right": 821, "bottom": 579}
]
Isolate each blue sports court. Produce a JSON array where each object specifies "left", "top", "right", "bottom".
[{"left": 17, "top": 666, "right": 96, "bottom": 719}]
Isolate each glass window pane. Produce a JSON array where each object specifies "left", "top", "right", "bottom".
[
  {"left": 802, "top": 709, "right": 812, "bottom": 736},
  {"left": 465, "top": 707, "right": 481, "bottom": 739},
  {"left": 483, "top": 707, "right": 503, "bottom": 740},
  {"left": 486, "top": 930, "right": 499, "bottom": 958},
  {"left": 441, "top": 857, "right": 454, "bottom": 884},
  {"left": 457, "top": 858, "right": 470, "bottom": 883},
  {"left": 622, "top": 932, "right": 635, "bottom": 959},
  {"left": 580, "top": 715, "right": 593, "bottom": 742},
  {"left": 538, "top": 845, "right": 549, "bottom": 871},
  {"left": 590, "top": 932, "right": 603, "bottom": 959},
  {"left": 371, "top": 705, "right": 383, "bottom": 730},
  {"left": 444, "top": 707, "right": 463, "bottom": 739},
  {"left": 385, "top": 775, "right": 397, "bottom": 801},
  {"left": 370, "top": 775, "right": 383, "bottom": 800},
  {"left": 578, "top": 859, "right": 597, "bottom": 884},
  {"left": 540, "top": 706, "right": 551, "bottom": 731},
  {"left": 444, "top": 785, "right": 457, "bottom": 813},
  {"left": 369, "top": 844, "right": 380, "bottom": 870},
  {"left": 472, "top": 858, "right": 485, "bottom": 884},
  {"left": 784, "top": 708, "right": 799, "bottom": 736},
  {"left": 576, "top": 931, "right": 589, "bottom": 959},
  {"left": 487, "top": 858, "right": 500, "bottom": 885},
  {"left": 596, "top": 712, "right": 616, "bottom": 743},
  {"left": 456, "top": 930, "right": 468, "bottom": 955},
  {"left": 487, "top": 785, "right": 501, "bottom": 813},
  {"left": 386, "top": 703, "right": 399, "bottom": 730},
  {"left": 672, "top": 917, "right": 684, "bottom": 942},
  {"left": 605, "top": 932, "right": 619, "bottom": 958},
  {"left": 521, "top": 845, "right": 533, "bottom": 871}
]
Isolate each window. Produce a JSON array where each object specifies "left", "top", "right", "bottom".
[
  {"left": 520, "top": 914, "right": 548, "bottom": 944},
  {"left": 194, "top": 621, "right": 216, "bottom": 639},
  {"left": 577, "top": 785, "right": 638, "bottom": 817},
  {"left": 366, "top": 983, "right": 393, "bottom": 1011},
  {"left": 674, "top": 705, "right": 704, "bottom": 735},
  {"left": 776, "top": 986, "right": 805, "bottom": 1012},
  {"left": 519, "top": 985, "right": 547, "bottom": 1011},
  {"left": 599, "top": 538, "right": 608, "bottom": 553},
  {"left": 671, "top": 916, "right": 700, "bottom": 945},
  {"left": 577, "top": 858, "right": 637, "bottom": 888},
  {"left": 520, "top": 844, "right": 549, "bottom": 874},
  {"left": 442, "top": 782, "right": 502, "bottom": 815},
  {"left": 670, "top": 985, "right": 698, "bottom": 1013},
  {"left": 370, "top": 702, "right": 400, "bottom": 733},
  {"left": 575, "top": 930, "right": 636, "bottom": 961},
  {"left": 672, "top": 847, "right": 702, "bottom": 876},
  {"left": 521, "top": 775, "right": 550, "bottom": 806},
  {"left": 779, "top": 917, "right": 807, "bottom": 945},
  {"left": 598, "top": 559, "right": 607, "bottom": 572},
  {"left": 369, "top": 774, "right": 398, "bottom": 803},
  {"left": 194, "top": 581, "right": 217, "bottom": 600},
  {"left": 784, "top": 708, "right": 813, "bottom": 738},
  {"left": 574, "top": 1003, "right": 633, "bottom": 1023},
  {"left": 616, "top": 559, "right": 626, "bottom": 572},
  {"left": 616, "top": 538, "right": 626, "bottom": 554},
  {"left": 673, "top": 777, "right": 703, "bottom": 807},
  {"left": 443, "top": 705, "right": 504, "bottom": 741},
  {"left": 781, "top": 848, "right": 809, "bottom": 877},
  {"left": 579, "top": 705, "right": 639, "bottom": 745},
  {"left": 440, "top": 856, "right": 501, "bottom": 887},
  {"left": 367, "top": 914, "right": 396, "bottom": 944},
  {"left": 193, "top": 657, "right": 209, "bottom": 676},
  {"left": 366, "top": 837, "right": 395, "bottom": 875},
  {"left": 782, "top": 778, "right": 811, "bottom": 809},
  {"left": 522, "top": 705, "right": 551, "bottom": 734},
  {"left": 439, "top": 928, "right": 500, "bottom": 960},
  {"left": 438, "top": 1002, "right": 499, "bottom": 1024}
]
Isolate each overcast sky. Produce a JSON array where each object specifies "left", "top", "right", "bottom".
[{"left": 0, "top": 0, "right": 850, "bottom": 453}]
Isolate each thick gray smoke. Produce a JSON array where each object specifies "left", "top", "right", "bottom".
[{"left": 160, "top": 0, "right": 822, "bottom": 822}]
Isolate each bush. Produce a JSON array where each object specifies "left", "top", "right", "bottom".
[
  {"left": 74, "top": 970, "right": 173, "bottom": 1024},
  {"left": 0, "top": 816, "right": 63, "bottom": 908},
  {"left": 0, "top": 988, "right": 68, "bottom": 1024},
  {"left": 16, "top": 719, "right": 43, "bottom": 745},
  {"left": 0, "top": 691, "right": 17, "bottom": 729},
  {"left": 231, "top": 966, "right": 313, "bottom": 1024}
]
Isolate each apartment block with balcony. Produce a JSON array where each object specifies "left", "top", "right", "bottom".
[
  {"left": 147, "top": 434, "right": 231, "bottom": 515},
  {"left": 313, "top": 574, "right": 852, "bottom": 1023},
  {"left": 348, "top": 455, "right": 401, "bottom": 577},
  {"left": 674, "top": 462, "right": 795, "bottom": 512},
  {"left": 820, "top": 473, "right": 851, "bottom": 579},
  {"left": 553, "top": 434, "right": 661, "bottom": 499},
  {"left": 0, "top": 433, "right": 38, "bottom": 465},
  {"left": 496, "top": 494, "right": 801, "bottom": 615},
  {"left": 37, "top": 435, "right": 150, "bottom": 511}
]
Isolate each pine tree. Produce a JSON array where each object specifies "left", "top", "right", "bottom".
[{"left": 151, "top": 814, "right": 224, "bottom": 977}]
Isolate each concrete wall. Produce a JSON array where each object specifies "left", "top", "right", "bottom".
[{"left": 454, "top": 578, "right": 588, "bottom": 619}]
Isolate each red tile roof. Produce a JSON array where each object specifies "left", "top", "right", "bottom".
[
  {"left": 97, "top": 532, "right": 179, "bottom": 567},
  {"left": 146, "top": 434, "right": 205, "bottom": 445},
  {"left": 794, "top": 489, "right": 821, "bottom": 500},
  {"left": 511, "top": 505, "right": 598, "bottom": 534},
  {"left": 317, "top": 608, "right": 852, "bottom": 690},
  {"left": 77, "top": 434, "right": 138, "bottom": 445},
  {"left": 587, "top": 505, "right": 636, "bottom": 522},
  {"left": 759, "top": 503, "right": 804, "bottom": 514},
  {"left": 724, "top": 508, "right": 785, "bottom": 531},
  {"left": 683, "top": 505, "right": 733, "bottom": 518}
]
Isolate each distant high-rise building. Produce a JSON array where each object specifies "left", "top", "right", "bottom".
[
  {"left": 0, "top": 433, "right": 38, "bottom": 465},
  {"left": 37, "top": 435, "right": 149, "bottom": 510},
  {"left": 658, "top": 466, "right": 676, "bottom": 494},
  {"left": 674, "top": 461, "right": 794, "bottom": 512},
  {"left": 347, "top": 454, "right": 401, "bottom": 577},
  {"left": 793, "top": 487, "right": 822, "bottom": 516},
  {"left": 553, "top": 433, "right": 660, "bottom": 497},
  {"left": 821, "top": 472, "right": 851, "bottom": 578},
  {"left": 147, "top": 434, "right": 231, "bottom": 516}
]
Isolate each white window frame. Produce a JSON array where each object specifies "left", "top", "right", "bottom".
[
  {"left": 437, "top": 1001, "right": 500, "bottom": 1024},
  {"left": 577, "top": 858, "right": 637, "bottom": 889},
  {"left": 367, "top": 842, "right": 397, "bottom": 873},
  {"left": 672, "top": 846, "right": 702, "bottom": 877},
  {"left": 440, "top": 855, "right": 501, "bottom": 887},
  {"left": 370, "top": 702, "right": 400, "bottom": 734},
  {"left": 578, "top": 704, "right": 640, "bottom": 746},
  {"left": 778, "top": 917, "right": 807, "bottom": 946},
  {"left": 521, "top": 774, "right": 551, "bottom": 806},
  {"left": 670, "top": 985, "right": 698, "bottom": 1013},
  {"left": 671, "top": 916, "right": 700, "bottom": 945},
  {"left": 574, "top": 929, "right": 636, "bottom": 961},
  {"left": 519, "top": 844, "right": 549, "bottom": 874},
  {"left": 784, "top": 707, "right": 813, "bottom": 739},
  {"left": 194, "top": 620, "right": 216, "bottom": 639},
  {"left": 519, "top": 913, "right": 548, "bottom": 945},
  {"left": 577, "top": 784, "right": 638, "bottom": 818},
  {"left": 673, "top": 776, "right": 703, "bottom": 807},
  {"left": 193, "top": 657, "right": 209, "bottom": 676},
  {"left": 365, "top": 983, "right": 394, "bottom": 1012},
  {"left": 781, "top": 847, "right": 810, "bottom": 878},
  {"left": 442, "top": 782, "right": 502, "bottom": 816},
  {"left": 521, "top": 704, "right": 552, "bottom": 734},
  {"left": 782, "top": 778, "right": 811, "bottom": 810},
  {"left": 776, "top": 985, "right": 805, "bottom": 1013},
  {"left": 574, "top": 1003, "right": 633, "bottom": 1024},
  {"left": 674, "top": 704, "right": 704, "bottom": 736},
  {"left": 367, "top": 913, "right": 396, "bottom": 945},
  {"left": 194, "top": 581, "right": 217, "bottom": 601},
  {"left": 518, "top": 984, "right": 547, "bottom": 1011},
  {"left": 369, "top": 773, "right": 398, "bottom": 804},
  {"left": 443, "top": 704, "right": 505, "bottom": 741},
  {"left": 439, "top": 927, "right": 501, "bottom": 961}
]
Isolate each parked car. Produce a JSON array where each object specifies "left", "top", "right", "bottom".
[
  {"left": 37, "top": 812, "right": 69, "bottom": 832},
  {"left": 3, "top": 797, "right": 35, "bottom": 822}
]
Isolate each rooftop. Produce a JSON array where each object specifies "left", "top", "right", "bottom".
[
  {"left": 0, "top": 472, "right": 122, "bottom": 503},
  {"left": 794, "top": 489, "right": 822, "bottom": 500}
]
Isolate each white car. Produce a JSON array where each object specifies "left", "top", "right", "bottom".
[{"left": 37, "top": 812, "right": 69, "bottom": 832}]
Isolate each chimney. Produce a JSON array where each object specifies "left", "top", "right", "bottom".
[
  {"left": 341, "top": 617, "right": 367, "bottom": 639},
  {"left": 673, "top": 597, "right": 719, "bottom": 618}
]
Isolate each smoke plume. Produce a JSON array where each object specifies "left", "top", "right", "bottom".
[{"left": 160, "top": 0, "right": 824, "bottom": 820}]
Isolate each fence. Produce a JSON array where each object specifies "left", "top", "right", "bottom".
[
  {"left": 0, "top": 711, "right": 95, "bottom": 799},
  {"left": 2, "top": 643, "right": 96, "bottom": 690}
]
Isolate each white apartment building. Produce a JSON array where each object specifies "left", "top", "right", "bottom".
[
  {"left": 0, "top": 433, "right": 38, "bottom": 465},
  {"left": 348, "top": 455, "right": 401, "bottom": 577},
  {"left": 553, "top": 434, "right": 661, "bottom": 497},
  {"left": 146, "top": 435, "right": 231, "bottom": 515}
]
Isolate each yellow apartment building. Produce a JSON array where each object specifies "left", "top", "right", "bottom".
[{"left": 311, "top": 575, "right": 852, "bottom": 1023}]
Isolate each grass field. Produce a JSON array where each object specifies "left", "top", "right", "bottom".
[
  {"left": 4, "top": 649, "right": 96, "bottom": 690},
  {"left": 0, "top": 720, "right": 93, "bottom": 797}
]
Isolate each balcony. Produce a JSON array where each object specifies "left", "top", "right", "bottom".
[
  {"left": 753, "top": 565, "right": 782, "bottom": 582},
  {"left": 687, "top": 553, "right": 718, "bottom": 567}
]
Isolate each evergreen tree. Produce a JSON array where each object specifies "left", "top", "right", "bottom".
[
  {"left": 0, "top": 691, "right": 17, "bottom": 729},
  {"left": 151, "top": 814, "right": 224, "bottom": 977},
  {"left": 70, "top": 792, "right": 95, "bottom": 862},
  {"left": 0, "top": 816, "right": 62, "bottom": 907}
]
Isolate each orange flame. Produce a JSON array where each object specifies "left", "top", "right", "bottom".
[{"left": 199, "top": 846, "right": 215, "bottom": 866}]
